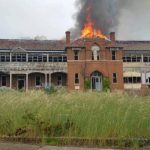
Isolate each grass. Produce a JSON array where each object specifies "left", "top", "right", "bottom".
[{"left": 0, "top": 89, "right": 149, "bottom": 147}]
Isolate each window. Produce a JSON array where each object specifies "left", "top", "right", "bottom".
[
  {"left": 92, "top": 52, "right": 94, "bottom": 60},
  {"left": 75, "top": 73, "right": 80, "bottom": 84},
  {"left": 1, "top": 76, "right": 7, "bottom": 86},
  {"left": 92, "top": 50, "right": 100, "bottom": 61},
  {"left": 74, "top": 51, "right": 79, "bottom": 60},
  {"left": 0, "top": 53, "right": 10, "bottom": 62},
  {"left": 28, "top": 53, "right": 47, "bottom": 62},
  {"left": 124, "top": 77, "right": 141, "bottom": 84},
  {"left": 63, "top": 56, "right": 67, "bottom": 62},
  {"left": 35, "top": 76, "right": 41, "bottom": 86},
  {"left": 57, "top": 76, "right": 62, "bottom": 85},
  {"left": 97, "top": 51, "right": 100, "bottom": 60},
  {"left": 58, "top": 57, "right": 62, "bottom": 62},
  {"left": 112, "top": 51, "right": 116, "bottom": 60},
  {"left": 123, "top": 54, "right": 142, "bottom": 62},
  {"left": 48, "top": 56, "right": 67, "bottom": 62},
  {"left": 113, "top": 73, "right": 117, "bottom": 83},
  {"left": 12, "top": 53, "right": 26, "bottom": 62},
  {"left": 143, "top": 54, "right": 150, "bottom": 62}
]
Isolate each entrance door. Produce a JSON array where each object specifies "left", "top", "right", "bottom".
[
  {"left": 17, "top": 76, "right": 25, "bottom": 90},
  {"left": 91, "top": 71, "right": 102, "bottom": 91},
  {"left": 92, "top": 77, "right": 102, "bottom": 90}
]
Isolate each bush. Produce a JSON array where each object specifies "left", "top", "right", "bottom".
[
  {"left": 44, "top": 85, "right": 57, "bottom": 94},
  {"left": 84, "top": 77, "right": 91, "bottom": 90},
  {"left": 103, "top": 77, "right": 110, "bottom": 91}
]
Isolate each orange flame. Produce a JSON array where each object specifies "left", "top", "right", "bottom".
[{"left": 81, "top": 6, "right": 108, "bottom": 40}]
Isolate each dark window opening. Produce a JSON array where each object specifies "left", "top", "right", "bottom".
[
  {"left": 12, "top": 54, "right": 26, "bottom": 62},
  {"left": 113, "top": 73, "right": 117, "bottom": 83},
  {"left": 112, "top": 51, "right": 116, "bottom": 60},
  {"left": 124, "top": 77, "right": 141, "bottom": 84},
  {"left": 74, "top": 51, "right": 79, "bottom": 60},
  {"left": 1, "top": 76, "right": 7, "bottom": 86},
  {"left": 35, "top": 76, "right": 41, "bottom": 86},
  {"left": 63, "top": 56, "right": 67, "bottom": 62},
  {"left": 75, "top": 73, "right": 80, "bottom": 84},
  {"left": 57, "top": 76, "right": 62, "bottom": 85}
]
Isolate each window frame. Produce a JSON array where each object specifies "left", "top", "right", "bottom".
[
  {"left": 35, "top": 76, "right": 42, "bottom": 87},
  {"left": 124, "top": 77, "right": 141, "bottom": 84},
  {"left": 112, "top": 51, "right": 116, "bottom": 60},
  {"left": 75, "top": 73, "right": 80, "bottom": 84},
  {"left": 74, "top": 50, "right": 79, "bottom": 60},
  {"left": 112, "top": 73, "right": 117, "bottom": 83}
]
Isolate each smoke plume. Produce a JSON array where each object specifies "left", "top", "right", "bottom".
[{"left": 70, "top": 0, "right": 128, "bottom": 38}]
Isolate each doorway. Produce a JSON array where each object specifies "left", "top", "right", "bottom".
[
  {"left": 91, "top": 71, "right": 103, "bottom": 91},
  {"left": 17, "top": 76, "right": 25, "bottom": 90}
]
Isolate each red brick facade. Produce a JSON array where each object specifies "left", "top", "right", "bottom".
[{"left": 66, "top": 32, "right": 124, "bottom": 91}]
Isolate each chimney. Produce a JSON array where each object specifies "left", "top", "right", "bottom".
[
  {"left": 66, "top": 31, "right": 70, "bottom": 45},
  {"left": 110, "top": 32, "right": 115, "bottom": 42}
]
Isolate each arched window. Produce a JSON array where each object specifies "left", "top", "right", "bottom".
[{"left": 91, "top": 45, "right": 100, "bottom": 61}]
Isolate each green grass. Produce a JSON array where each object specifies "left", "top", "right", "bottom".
[{"left": 0, "top": 90, "right": 150, "bottom": 142}]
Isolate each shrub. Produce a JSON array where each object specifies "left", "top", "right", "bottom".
[
  {"left": 84, "top": 77, "right": 91, "bottom": 90},
  {"left": 44, "top": 85, "right": 57, "bottom": 94},
  {"left": 103, "top": 77, "right": 110, "bottom": 91}
]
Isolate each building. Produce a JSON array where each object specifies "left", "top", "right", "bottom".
[{"left": 0, "top": 32, "right": 150, "bottom": 91}]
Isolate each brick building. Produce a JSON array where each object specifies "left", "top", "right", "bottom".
[{"left": 0, "top": 31, "right": 150, "bottom": 91}]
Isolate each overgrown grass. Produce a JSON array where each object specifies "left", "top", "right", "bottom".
[{"left": 0, "top": 90, "right": 149, "bottom": 142}]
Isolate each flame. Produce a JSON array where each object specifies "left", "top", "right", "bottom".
[{"left": 81, "top": 6, "right": 108, "bottom": 40}]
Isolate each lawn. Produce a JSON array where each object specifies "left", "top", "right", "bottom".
[{"left": 0, "top": 89, "right": 149, "bottom": 141}]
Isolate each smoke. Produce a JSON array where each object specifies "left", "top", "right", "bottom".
[
  {"left": 70, "top": 0, "right": 128, "bottom": 38},
  {"left": 70, "top": 0, "right": 150, "bottom": 40}
]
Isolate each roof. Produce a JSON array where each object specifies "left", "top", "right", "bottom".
[
  {"left": 70, "top": 37, "right": 110, "bottom": 47},
  {"left": 116, "top": 41, "right": 150, "bottom": 50},
  {"left": 0, "top": 39, "right": 66, "bottom": 50}
]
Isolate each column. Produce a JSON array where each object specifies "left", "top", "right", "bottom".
[
  {"left": 10, "top": 53, "right": 12, "bottom": 62},
  {"left": 49, "top": 73, "right": 51, "bottom": 87},
  {"left": 45, "top": 73, "right": 48, "bottom": 88},
  {"left": 26, "top": 73, "right": 28, "bottom": 91},
  {"left": 141, "top": 54, "right": 144, "bottom": 62},
  {"left": 47, "top": 54, "right": 49, "bottom": 62},
  {"left": 10, "top": 73, "right": 12, "bottom": 89},
  {"left": 26, "top": 53, "right": 29, "bottom": 62}
]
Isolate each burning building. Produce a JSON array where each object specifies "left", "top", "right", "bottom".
[
  {"left": 0, "top": 0, "right": 150, "bottom": 92},
  {"left": 0, "top": 30, "right": 150, "bottom": 92}
]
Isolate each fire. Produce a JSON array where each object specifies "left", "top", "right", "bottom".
[{"left": 81, "top": 6, "right": 108, "bottom": 40}]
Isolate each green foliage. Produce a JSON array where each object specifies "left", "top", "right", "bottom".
[
  {"left": 103, "top": 77, "right": 110, "bottom": 91},
  {"left": 44, "top": 85, "right": 57, "bottom": 94},
  {"left": 84, "top": 77, "right": 91, "bottom": 90},
  {"left": 0, "top": 90, "right": 150, "bottom": 147}
]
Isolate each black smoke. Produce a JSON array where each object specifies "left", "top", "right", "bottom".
[{"left": 70, "top": 0, "right": 128, "bottom": 39}]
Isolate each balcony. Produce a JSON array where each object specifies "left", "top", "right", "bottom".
[{"left": 0, "top": 62, "right": 67, "bottom": 73}]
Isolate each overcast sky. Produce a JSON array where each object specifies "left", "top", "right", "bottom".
[
  {"left": 0, "top": 0, "right": 150, "bottom": 40},
  {"left": 0, "top": 0, "right": 76, "bottom": 39}
]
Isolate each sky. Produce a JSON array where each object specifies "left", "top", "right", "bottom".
[
  {"left": 0, "top": 0, "right": 76, "bottom": 39},
  {"left": 0, "top": 0, "right": 150, "bottom": 40}
]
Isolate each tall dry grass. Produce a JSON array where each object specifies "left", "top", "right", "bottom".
[{"left": 0, "top": 90, "right": 149, "bottom": 140}]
